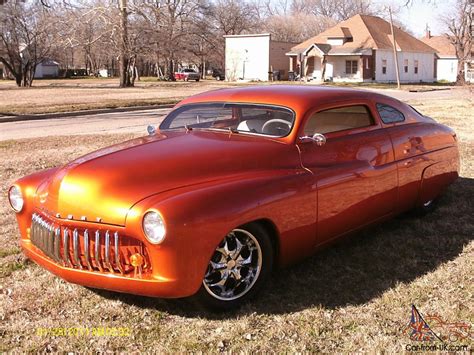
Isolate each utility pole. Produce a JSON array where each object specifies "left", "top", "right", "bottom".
[
  {"left": 118, "top": 0, "right": 131, "bottom": 87},
  {"left": 389, "top": 6, "right": 401, "bottom": 89}
]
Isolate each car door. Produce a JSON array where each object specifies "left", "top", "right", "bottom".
[{"left": 297, "top": 102, "right": 398, "bottom": 246}]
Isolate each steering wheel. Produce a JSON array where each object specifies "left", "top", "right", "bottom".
[{"left": 261, "top": 119, "right": 291, "bottom": 135}]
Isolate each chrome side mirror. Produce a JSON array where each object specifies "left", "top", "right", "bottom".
[
  {"left": 299, "top": 133, "right": 326, "bottom": 146},
  {"left": 147, "top": 125, "right": 156, "bottom": 136}
]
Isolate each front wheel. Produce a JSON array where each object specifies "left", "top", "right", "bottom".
[{"left": 194, "top": 224, "right": 274, "bottom": 311}]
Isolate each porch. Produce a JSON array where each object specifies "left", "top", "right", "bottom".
[{"left": 287, "top": 44, "right": 375, "bottom": 83}]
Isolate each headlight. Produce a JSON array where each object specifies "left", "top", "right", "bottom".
[
  {"left": 8, "top": 185, "right": 24, "bottom": 212},
  {"left": 142, "top": 211, "right": 166, "bottom": 244}
]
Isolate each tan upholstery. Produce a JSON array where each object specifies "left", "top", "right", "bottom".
[{"left": 304, "top": 111, "right": 373, "bottom": 135}]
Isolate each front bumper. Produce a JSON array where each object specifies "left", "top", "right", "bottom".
[{"left": 21, "top": 238, "right": 192, "bottom": 298}]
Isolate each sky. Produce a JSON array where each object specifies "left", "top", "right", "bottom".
[{"left": 376, "top": 0, "right": 457, "bottom": 37}]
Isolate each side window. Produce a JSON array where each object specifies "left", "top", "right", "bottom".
[
  {"left": 376, "top": 103, "right": 405, "bottom": 124},
  {"left": 303, "top": 105, "right": 374, "bottom": 135}
]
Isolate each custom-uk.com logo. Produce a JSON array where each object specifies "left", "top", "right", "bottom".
[{"left": 403, "top": 305, "right": 472, "bottom": 352}]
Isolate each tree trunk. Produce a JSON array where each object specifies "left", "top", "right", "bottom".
[
  {"left": 456, "top": 60, "right": 466, "bottom": 85},
  {"left": 168, "top": 57, "right": 175, "bottom": 81},
  {"left": 119, "top": 0, "right": 133, "bottom": 87}
]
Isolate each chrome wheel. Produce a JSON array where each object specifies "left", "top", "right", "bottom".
[{"left": 203, "top": 229, "right": 262, "bottom": 301}]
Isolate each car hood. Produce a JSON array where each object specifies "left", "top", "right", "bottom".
[{"left": 35, "top": 130, "right": 298, "bottom": 226}]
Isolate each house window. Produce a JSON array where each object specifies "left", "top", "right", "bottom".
[
  {"left": 345, "top": 60, "right": 358, "bottom": 74},
  {"left": 365, "top": 58, "right": 370, "bottom": 69},
  {"left": 382, "top": 59, "right": 387, "bottom": 74},
  {"left": 404, "top": 59, "right": 409, "bottom": 73},
  {"left": 414, "top": 60, "right": 419, "bottom": 74}
]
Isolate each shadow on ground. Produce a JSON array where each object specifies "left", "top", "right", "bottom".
[{"left": 91, "top": 177, "right": 474, "bottom": 319}]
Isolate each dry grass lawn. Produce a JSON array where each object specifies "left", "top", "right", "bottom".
[
  {"left": 0, "top": 78, "right": 458, "bottom": 116},
  {"left": 0, "top": 97, "right": 472, "bottom": 352},
  {"left": 0, "top": 78, "right": 241, "bottom": 115}
]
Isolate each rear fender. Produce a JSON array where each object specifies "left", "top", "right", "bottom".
[{"left": 417, "top": 148, "right": 459, "bottom": 207}]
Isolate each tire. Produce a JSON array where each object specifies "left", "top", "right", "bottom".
[
  {"left": 194, "top": 223, "right": 274, "bottom": 311},
  {"left": 196, "top": 78, "right": 200, "bottom": 82}
]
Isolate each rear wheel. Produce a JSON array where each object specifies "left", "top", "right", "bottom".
[{"left": 195, "top": 224, "right": 274, "bottom": 311}]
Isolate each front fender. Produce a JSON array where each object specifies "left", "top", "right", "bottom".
[
  {"left": 10, "top": 167, "right": 59, "bottom": 240},
  {"left": 124, "top": 169, "right": 316, "bottom": 297}
]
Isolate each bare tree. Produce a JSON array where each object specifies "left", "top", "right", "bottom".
[
  {"left": 118, "top": 0, "right": 138, "bottom": 86},
  {"left": 134, "top": 0, "right": 207, "bottom": 80},
  {"left": 291, "top": 0, "right": 375, "bottom": 21},
  {"left": 263, "top": 13, "right": 335, "bottom": 42},
  {"left": 210, "top": 0, "right": 259, "bottom": 36},
  {"left": 54, "top": 1, "right": 117, "bottom": 77},
  {"left": 0, "top": 0, "right": 56, "bottom": 86},
  {"left": 443, "top": 0, "right": 472, "bottom": 84}
]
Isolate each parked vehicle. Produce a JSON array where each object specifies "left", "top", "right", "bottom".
[
  {"left": 174, "top": 68, "right": 200, "bottom": 81},
  {"left": 212, "top": 68, "right": 225, "bottom": 81},
  {"left": 9, "top": 86, "right": 459, "bottom": 310}
]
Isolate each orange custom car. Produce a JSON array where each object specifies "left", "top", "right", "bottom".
[{"left": 9, "top": 86, "right": 459, "bottom": 310}]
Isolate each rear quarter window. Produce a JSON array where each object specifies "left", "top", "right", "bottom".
[{"left": 376, "top": 103, "right": 405, "bottom": 124}]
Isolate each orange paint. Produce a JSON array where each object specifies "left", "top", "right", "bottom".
[{"left": 11, "top": 86, "right": 459, "bottom": 298}]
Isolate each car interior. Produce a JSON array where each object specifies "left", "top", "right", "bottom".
[
  {"left": 236, "top": 109, "right": 293, "bottom": 136},
  {"left": 303, "top": 105, "right": 374, "bottom": 135},
  {"left": 161, "top": 104, "right": 294, "bottom": 137}
]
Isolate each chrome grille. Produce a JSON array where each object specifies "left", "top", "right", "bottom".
[{"left": 30, "top": 213, "right": 149, "bottom": 276}]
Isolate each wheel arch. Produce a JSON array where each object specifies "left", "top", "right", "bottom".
[{"left": 240, "top": 218, "right": 280, "bottom": 264}]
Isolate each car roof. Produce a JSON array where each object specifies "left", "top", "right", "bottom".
[{"left": 177, "top": 85, "right": 400, "bottom": 114}]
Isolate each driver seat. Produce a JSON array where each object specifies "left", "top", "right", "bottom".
[{"left": 237, "top": 119, "right": 266, "bottom": 133}]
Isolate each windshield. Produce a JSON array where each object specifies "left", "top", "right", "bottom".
[{"left": 159, "top": 103, "right": 295, "bottom": 137}]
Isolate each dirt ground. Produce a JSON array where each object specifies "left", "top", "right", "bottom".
[{"left": 0, "top": 94, "right": 472, "bottom": 352}]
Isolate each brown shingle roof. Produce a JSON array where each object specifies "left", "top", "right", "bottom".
[
  {"left": 291, "top": 14, "right": 436, "bottom": 54},
  {"left": 419, "top": 35, "right": 457, "bottom": 57}
]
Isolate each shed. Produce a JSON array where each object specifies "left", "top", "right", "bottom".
[
  {"left": 224, "top": 34, "right": 296, "bottom": 81},
  {"left": 34, "top": 59, "right": 59, "bottom": 79}
]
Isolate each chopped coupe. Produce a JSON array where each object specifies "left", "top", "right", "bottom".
[{"left": 9, "top": 86, "right": 459, "bottom": 310}]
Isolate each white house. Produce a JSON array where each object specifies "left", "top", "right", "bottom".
[
  {"left": 287, "top": 15, "right": 437, "bottom": 83},
  {"left": 34, "top": 59, "right": 59, "bottom": 79},
  {"left": 420, "top": 31, "right": 462, "bottom": 83},
  {"left": 224, "top": 34, "right": 296, "bottom": 81}
]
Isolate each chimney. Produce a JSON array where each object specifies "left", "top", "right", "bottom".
[{"left": 425, "top": 25, "right": 431, "bottom": 39}]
